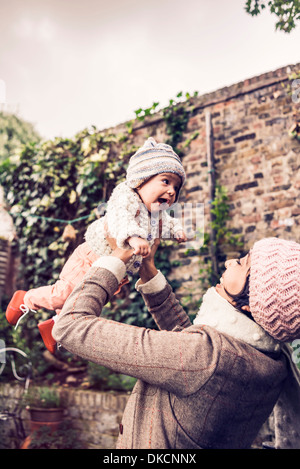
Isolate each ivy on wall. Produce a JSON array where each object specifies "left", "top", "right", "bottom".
[
  {"left": 0, "top": 91, "right": 242, "bottom": 385},
  {"left": 0, "top": 124, "right": 181, "bottom": 377},
  {"left": 199, "top": 185, "right": 243, "bottom": 287}
]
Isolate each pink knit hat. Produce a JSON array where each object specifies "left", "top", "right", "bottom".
[{"left": 250, "top": 237, "right": 300, "bottom": 342}]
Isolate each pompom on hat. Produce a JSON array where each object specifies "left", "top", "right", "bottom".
[
  {"left": 126, "top": 137, "right": 186, "bottom": 199},
  {"left": 250, "top": 237, "right": 300, "bottom": 342}
]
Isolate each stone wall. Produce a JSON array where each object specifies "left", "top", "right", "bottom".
[
  {"left": 107, "top": 62, "right": 300, "bottom": 308},
  {"left": 0, "top": 383, "right": 129, "bottom": 449},
  {"left": 0, "top": 383, "right": 274, "bottom": 449}
]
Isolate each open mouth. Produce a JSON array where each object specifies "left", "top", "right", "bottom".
[{"left": 157, "top": 197, "right": 169, "bottom": 205}]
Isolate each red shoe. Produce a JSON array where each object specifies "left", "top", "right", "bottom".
[
  {"left": 114, "top": 276, "right": 129, "bottom": 295},
  {"left": 38, "top": 319, "right": 56, "bottom": 354},
  {"left": 6, "top": 291, "right": 27, "bottom": 325}
]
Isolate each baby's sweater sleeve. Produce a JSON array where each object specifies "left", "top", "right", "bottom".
[{"left": 105, "top": 182, "right": 148, "bottom": 249}]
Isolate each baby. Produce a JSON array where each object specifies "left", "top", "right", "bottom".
[{"left": 6, "top": 137, "right": 186, "bottom": 353}]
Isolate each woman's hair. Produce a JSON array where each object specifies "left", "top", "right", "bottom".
[{"left": 224, "top": 274, "right": 253, "bottom": 320}]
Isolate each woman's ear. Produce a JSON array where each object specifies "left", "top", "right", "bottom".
[{"left": 241, "top": 305, "right": 251, "bottom": 313}]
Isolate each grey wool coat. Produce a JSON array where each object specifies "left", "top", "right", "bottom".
[{"left": 52, "top": 262, "right": 288, "bottom": 450}]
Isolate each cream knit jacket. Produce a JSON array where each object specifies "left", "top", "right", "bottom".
[{"left": 85, "top": 181, "right": 183, "bottom": 275}]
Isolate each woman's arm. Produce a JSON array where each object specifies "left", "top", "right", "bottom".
[
  {"left": 138, "top": 238, "right": 159, "bottom": 283},
  {"left": 136, "top": 240, "right": 191, "bottom": 331},
  {"left": 107, "top": 232, "right": 191, "bottom": 332},
  {"left": 52, "top": 251, "right": 212, "bottom": 397}
]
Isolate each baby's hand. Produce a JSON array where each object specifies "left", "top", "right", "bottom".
[
  {"left": 175, "top": 230, "right": 187, "bottom": 243},
  {"left": 128, "top": 236, "right": 151, "bottom": 257}
]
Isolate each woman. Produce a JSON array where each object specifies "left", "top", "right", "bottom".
[{"left": 52, "top": 236, "right": 300, "bottom": 449}]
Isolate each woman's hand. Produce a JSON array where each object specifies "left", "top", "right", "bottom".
[
  {"left": 104, "top": 222, "right": 160, "bottom": 283},
  {"left": 139, "top": 238, "right": 160, "bottom": 284},
  {"left": 139, "top": 218, "right": 162, "bottom": 284},
  {"left": 104, "top": 224, "right": 134, "bottom": 264}
]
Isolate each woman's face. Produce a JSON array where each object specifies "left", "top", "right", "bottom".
[{"left": 216, "top": 252, "right": 251, "bottom": 305}]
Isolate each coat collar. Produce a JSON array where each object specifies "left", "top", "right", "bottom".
[
  {"left": 193, "top": 287, "right": 280, "bottom": 354},
  {"left": 194, "top": 286, "right": 300, "bottom": 449}
]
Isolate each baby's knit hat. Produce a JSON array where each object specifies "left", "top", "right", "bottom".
[
  {"left": 250, "top": 237, "right": 300, "bottom": 342},
  {"left": 126, "top": 137, "right": 186, "bottom": 198}
]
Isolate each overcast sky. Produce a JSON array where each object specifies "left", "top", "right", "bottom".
[{"left": 1, "top": 0, "right": 300, "bottom": 140}]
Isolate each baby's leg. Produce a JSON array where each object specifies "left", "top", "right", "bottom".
[
  {"left": 31, "top": 243, "right": 99, "bottom": 354},
  {"left": 24, "top": 242, "right": 99, "bottom": 312},
  {"left": 24, "top": 281, "right": 73, "bottom": 312},
  {"left": 6, "top": 243, "right": 99, "bottom": 352}
]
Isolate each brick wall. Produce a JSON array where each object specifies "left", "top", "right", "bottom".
[
  {"left": 1, "top": 64, "right": 299, "bottom": 450},
  {"left": 0, "top": 383, "right": 274, "bottom": 449},
  {"left": 0, "top": 383, "right": 129, "bottom": 449},
  {"left": 108, "top": 62, "right": 300, "bottom": 308}
]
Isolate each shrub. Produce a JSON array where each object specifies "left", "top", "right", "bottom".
[{"left": 0, "top": 127, "right": 180, "bottom": 380}]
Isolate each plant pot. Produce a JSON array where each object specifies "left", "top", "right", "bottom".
[
  {"left": 29, "top": 407, "right": 64, "bottom": 423},
  {"left": 20, "top": 407, "right": 64, "bottom": 449}
]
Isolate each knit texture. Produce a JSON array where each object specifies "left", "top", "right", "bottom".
[
  {"left": 250, "top": 237, "right": 300, "bottom": 342},
  {"left": 85, "top": 182, "right": 183, "bottom": 275},
  {"left": 126, "top": 137, "right": 186, "bottom": 195}
]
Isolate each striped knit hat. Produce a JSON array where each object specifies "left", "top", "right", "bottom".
[
  {"left": 126, "top": 137, "right": 185, "bottom": 198},
  {"left": 250, "top": 237, "right": 300, "bottom": 342}
]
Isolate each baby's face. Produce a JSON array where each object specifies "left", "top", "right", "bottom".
[{"left": 137, "top": 172, "right": 181, "bottom": 212}]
